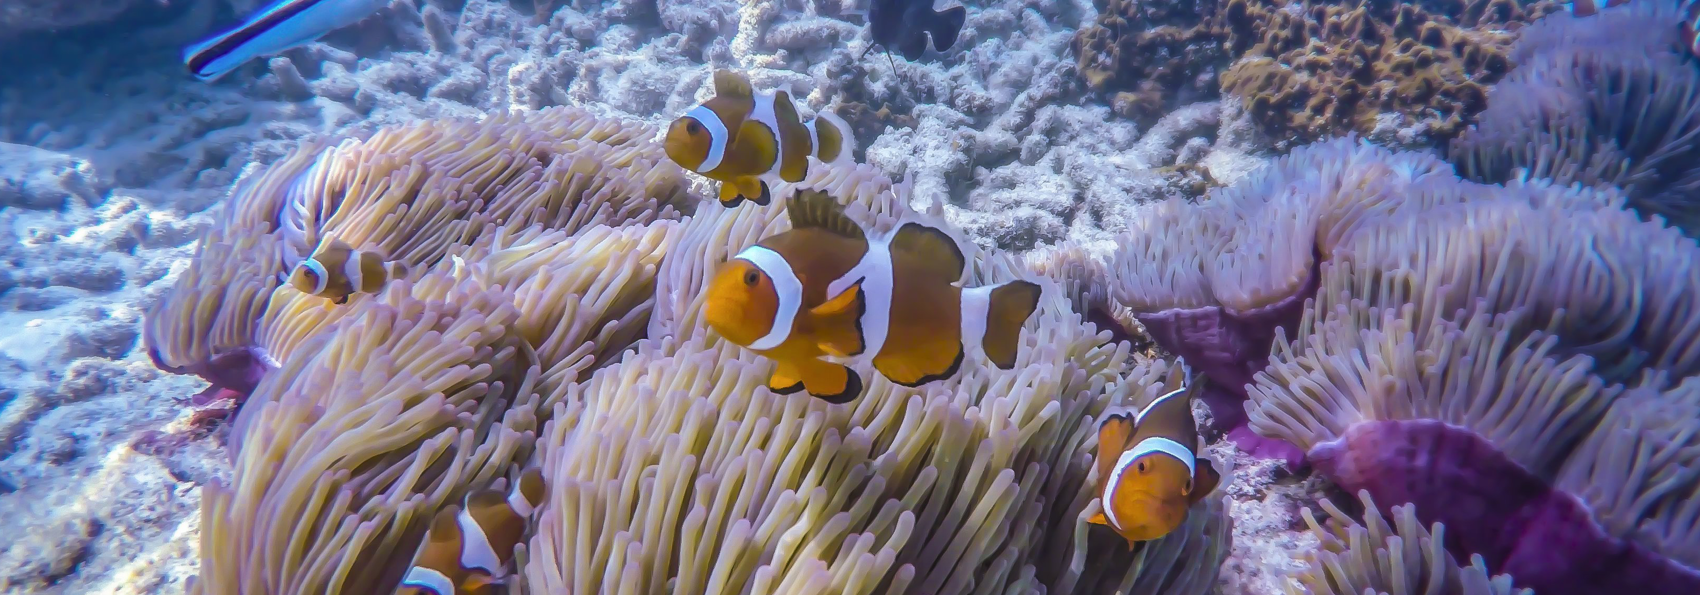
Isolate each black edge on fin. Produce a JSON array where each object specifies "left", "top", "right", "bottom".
[
  {"left": 753, "top": 180, "right": 773, "bottom": 206},
  {"left": 889, "top": 346, "right": 965, "bottom": 388},
  {"left": 930, "top": 6, "right": 967, "bottom": 53},
  {"left": 813, "top": 367, "right": 864, "bottom": 404},
  {"left": 891, "top": 221, "right": 967, "bottom": 280},
  {"left": 720, "top": 190, "right": 747, "bottom": 208},
  {"left": 770, "top": 377, "right": 806, "bottom": 395},
  {"left": 786, "top": 190, "right": 866, "bottom": 241}
]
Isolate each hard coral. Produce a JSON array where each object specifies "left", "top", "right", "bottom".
[
  {"left": 1448, "top": 2, "right": 1700, "bottom": 235},
  {"left": 1072, "top": 0, "right": 1226, "bottom": 124},
  {"left": 1218, "top": 0, "right": 1514, "bottom": 145}
]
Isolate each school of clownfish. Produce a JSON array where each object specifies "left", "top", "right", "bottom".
[{"left": 176, "top": 0, "right": 1700, "bottom": 590}]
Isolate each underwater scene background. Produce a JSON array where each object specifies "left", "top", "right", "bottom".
[{"left": 1, "top": 0, "right": 1698, "bottom": 593}]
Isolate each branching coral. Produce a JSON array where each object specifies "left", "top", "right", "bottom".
[
  {"left": 1448, "top": 2, "right": 1700, "bottom": 234},
  {"left": 144, "top": 106, "right": 691, "bottom": 406},
  {"left": 1294, "top": 489, "right": 1528, "bottom": 595},
  {"left": 1100, "top": 135, "right": 1700, "bottom": 591}
]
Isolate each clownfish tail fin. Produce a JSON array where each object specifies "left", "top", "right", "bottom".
[
  {"left": 810, "top": 109, "right": 857, "bottom": 166},
  {"left": 972, "top": 280, "right": 1042, "bottom": 370}
]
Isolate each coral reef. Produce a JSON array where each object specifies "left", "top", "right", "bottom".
[
  {"left": 1448, "top": 2, "right": 1700, "bottom": 234},
  {"left": 143, "top": 107, "right": 1239, "bottom": 593},
  {"left": 1094, "top": 134, "right": 1700, "bottom": 592},
  {"left": 1073, "top": 0, "right": 1546, "bottom": 147}
]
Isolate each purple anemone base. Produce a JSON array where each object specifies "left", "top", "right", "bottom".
[
  {"left": 1131, "top": 268, "right": 1316, "bottom": 464},
  {"left": 1310, "top": 419, "right": 1700, "bottom": 594},
  {"left": 148, "top": 345, "right": 274, "bottom": 406}
]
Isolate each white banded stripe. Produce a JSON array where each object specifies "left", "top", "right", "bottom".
[
  {"left": 303, "top": 258, "right": 330, "bottom": 295},
  {"left": 1102, "top": 436, "right": 1197, "bottom": 531},
  {"left": 507, "top": 488, "right": 535, "bottom": 518},
  {"left": 960, "top": 285, "right": 992, "bottom": 361},
  {"left": 805, "top": 119, "right": 821, "bottom": 160},
  {"left": 684, "top": 105, "right": 730, "bottom": 173},
  {"left": 749, "top": 93, "right": 784, "bottom": 176},
  {"left": 456, "top": 508, "right": 504, "bottom": 575},
  {"left": 399, "top": 566, "right": 457, "bottom": 595},
  {"left": 826, "top": 235, "right": 895, "bottom": 362},
  {"left": 736, "top": 245, "right": 805, "bottom": 351}
]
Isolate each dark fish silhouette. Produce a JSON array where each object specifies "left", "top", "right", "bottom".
[{"left": 863, "top": 0, "right": 967, "bottom": 63}]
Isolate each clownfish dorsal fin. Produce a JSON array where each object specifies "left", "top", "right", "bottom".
[
  {"left": 515, "top": 468, "right": 546, "bottom": 515},
  {"left": 713, "top": 69, "right": 755, "bottom": 101},
  {"left": 811, "top": 279, "right": 867, "bottom": 358},
  {"left": 786, "top": 190, "right": 866, "bottom": 242},
  {"left": 889, "top": 221, "right": 966, "bottom": 283}
]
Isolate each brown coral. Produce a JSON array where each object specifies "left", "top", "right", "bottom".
[
  {"left": 1218, "top": 0, "right": 1514, "bottom": 144},
  {"left": 1072, "top": 0, "right": 1226, "bottom": 124}
]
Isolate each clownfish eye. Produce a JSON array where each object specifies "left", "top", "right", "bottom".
[
  {"left": 743, "top": 269, "right": 760, "bottom": 286},
  {"left": 687, "top": 120, "right": 703, "bottom": 135},
  {"left": 1136, "top": 460, "right": 1149, "bottom": 474}
]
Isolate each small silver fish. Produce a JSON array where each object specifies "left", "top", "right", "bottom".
[{"left": 183, "top": 0, "right": 389, "bottom": 82}]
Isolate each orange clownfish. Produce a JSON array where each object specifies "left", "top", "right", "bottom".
[
  {"left": 1088, "top": 360, "right": 1222, "bottom": 548},
  {"left": 664, "top": 70, "right": 856, "bottom": 208},
  {"left": 394, "top": 469, "right": 546, "bottom": 595},
  {"left": 703, "top": 190, "right": 1043, "bottom": 403},
  {"left": 287, "top": 238, "right": 409, "bottom": 304}
]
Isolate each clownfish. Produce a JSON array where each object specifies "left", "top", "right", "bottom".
[
  {"left": 664, "top": 70, "right": 857, "bottom": 208},
  {"left": 1684, "top": 1, "right": 1700, "bottom": 58},
  {"left": 1088, "top": 360, "right": 1222, "bottom": 548},
  {"left": 1562, "top": 0, "right": 1630, "bottom": 17},
  {"left": 703, "top": 190, "right": 1042, "bottom": 403},
  {"left": 183, "top": 0, "right": 389, "bottom": 82},
  {"left": 287, "top": 238, "right": 409, "bottom": 304},
  {"left": 395, "top": 469, "right": 547, "bottom": 595}
]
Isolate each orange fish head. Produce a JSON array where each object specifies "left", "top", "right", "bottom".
[
  {"left": 704, "top": 258, "right": 779, "bottom": 347},
  {"left": 1102, "top": 455, "right": 1195, "bottom": 543},
  {"left": 664, "top": 116, "right": 714, "bottom": 172},
  {"left": 288, "top": 262, "right": 324, "bottom": 295}
]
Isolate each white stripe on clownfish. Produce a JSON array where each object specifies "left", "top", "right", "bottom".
[
  {"left": 399, "top": 566, "right": 457, "bottom": 595},
  {"left": 303, "top": 258, "right": 331, "bottom": 295},
  {"left": 1135, "top": 360, "right": 1193, "bottom": 425},
  {"left": 960, "top": 285, "right": 992, "bottom": 364},
  {"left": 507, "top": 487, "right": 536, "bottom": 518},
  {"left": 749, "top": 92, "right": 786, "bottom": 178},
  {"left": 736, "top": 245, "right": 805, "bottom": 351},
  {"left": 455, "top": 507, "right": 504, "bottom": 576},
  {"left": 824, "top": 231, "right": 895, "bottom": 366},
  {"left": 684, "top": 105, "right": 730, "bottom": 174},
  {"left": 805, "top": 120, "right": 822, "bottom": 161},
  {"left": 1102, "top": 436, "right": 1198, "bottom": 530}
]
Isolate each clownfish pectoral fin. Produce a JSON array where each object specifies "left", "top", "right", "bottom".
[
  {"left": 1189, "top": 458, "right": 1222, "bottom": 504},
  {"left": 890, "top": 222, "right": 966, "bottom": 282},
  {"left": 717, "top": 181, "right": 748, "bottom": 208},
  {"left": 333, "top": 293, "right": 350, "bottom": 305},
  {"left": 979, "top": 281, "right": 1042, "bottom": 369},
  {"left": 795, "top": 357, "right": 864, "bottom": 404},
  {"left": 713, "top": 69, "right": 755, "bottom": 101},
  {"left": 1087, "top": 510, "right": 1110, "bottom": 527},
  {"left": 811, "top": 280, "right": 867, "bottom": 357},
  {"left": 872, "top": 334, "right": 964, "bottom": 388},
  {"left": 1095, "top": 413, "right": 1136, "bottom": 482},
  {"left": 767, "top": 360, "right": 807, "bottom": 395},
  {"left": 786, "top": 190, "right": 866, "bottom": 242}
]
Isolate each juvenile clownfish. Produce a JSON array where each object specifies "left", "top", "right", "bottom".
[
  {"left": 664, "top": 71, "right": 857, "bottom": 208},
  {"left": 703, "top": 190, "right": 1043, "bottom": 403},
  {"left": 1562, "top": 0, "right": 1630, "bottom": 17},
  {"left": 183, "top": 0, "right": 389, "bottom": 82},
  {"left": 1088, "top": 360, "right": 1222, "bottom": 548},
  {"left": 288, "top": 238, "right": 409, "bottom": 304},
  {"left": 395, "top": 469, "right": 547, "bottom": 595}
]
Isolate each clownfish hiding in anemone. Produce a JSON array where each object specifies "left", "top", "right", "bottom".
[
  {"left": 703, "top": 190, "right": 1043, "bottom": 403},
  {"left": 288, "top": 238, "right": 409, "bottom": 304},
  {"left": 664, "top": 71, "right": 857, "bottom": 208},
  {"left": 394, "top": 469, "right": 547, "bottom": 595},
  {"left": 1088, "top": 359, "right": 1221, "bottom": 548}
]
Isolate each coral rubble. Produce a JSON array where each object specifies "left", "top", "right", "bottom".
[
  {"left": 1096, "top": 134, "right": 1700, "bottom": 592},
  {"left": 1449, "top": 1, "right": 1700, "bottom": 234}
]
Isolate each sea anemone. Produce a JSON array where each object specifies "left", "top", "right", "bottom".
[{"left": 157, "top": 109, "right": 1236, "bottom": 593}]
